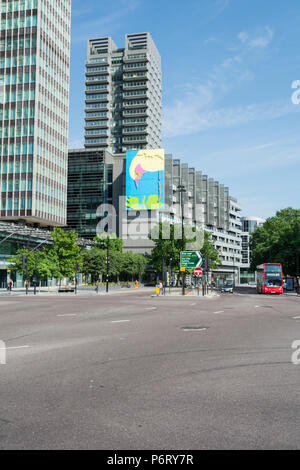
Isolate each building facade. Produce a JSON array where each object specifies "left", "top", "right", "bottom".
[
  {"left": 240, "top": 216, "right": 265, "bottom": 283},
  {"left": 0, "top": 0, "right": 71, "bottom": 227},
  {"left": 84, "top": 32, "right": 161, "bottom": 154},
  {"left": 67, "top": 149, "right": 243, "bottom": 284},
  {"left": 67, "top": 148, "right": 113, "bottom": 239}
]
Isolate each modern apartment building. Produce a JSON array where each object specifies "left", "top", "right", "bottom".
[
  {"left": 67, "top": 149, "right": 243, "bottom": 284},
  {"left": 84, "top": 32, "right": 162, "bottom": 154},
  {"left": 240, "top": 216, "right": 265, "bottom": 282},
  {"left": 0, "top": 0, "right": 71, "bottom": 227}
]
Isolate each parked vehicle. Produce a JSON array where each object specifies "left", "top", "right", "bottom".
[{"left": 221, "top": 282, "right": 234, "bottom": 293}]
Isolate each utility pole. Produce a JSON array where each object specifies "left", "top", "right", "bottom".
[
  {"left": 22, "top": 255, "right": 29, "bottom": 295},
  {"left": 169, "top": 257, "right": 172, "bottom": 294},
  {"left": 162, "top": 254, "right": 165, "bottom": 296},
  {"left": 106, "top": 236, "right": 109, "bottom": 293},
  {"left": 177, "top": 185, "right": 186, "bottom": 296},
  {"left": 75, "top": 261, "right": 79, "bottom": 295}
]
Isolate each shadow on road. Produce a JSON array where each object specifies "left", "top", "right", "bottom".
[{"left": 234, "top": 286, "right": 258, "bottom": 295}]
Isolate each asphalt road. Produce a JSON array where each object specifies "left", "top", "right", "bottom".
[{"left": 0, "top": 288, "right": 299, "bottom": 450}]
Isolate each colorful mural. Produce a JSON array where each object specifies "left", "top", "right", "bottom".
[{"left": 126, "top": 149, "right": 165, "bottom": 211}]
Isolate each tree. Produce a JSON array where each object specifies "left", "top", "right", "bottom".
[
  {"left": 149, "top": 222, "right": 187, "bottom": 273},
  {"left": 7, "top": 247, "right": 60, "bottom": 282},
  {"left": 149, "top": 222, "right": 219, "bottom": 273},
  {"left": 250, "top": 207, "right": 300, "bottom": 276},
  {"left": 120, "top": 252, "right": 148, "bottom": 280},
  {"left": 50, "top": 228, "right": 82, "bottom": 281},
  {"left": 8, "top": 248, "right": 38, "bottom": 279},
  {"left": 201, "top": 231, "right": 221, "bottom": 269},
  {"left": 82, "top": 248, "right": 106, "bottom": 281},
  {"left": 94, "top": 233, "right": 123, "bottom": 253}
]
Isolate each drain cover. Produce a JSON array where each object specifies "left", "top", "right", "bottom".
[{"left": 181, "top": 326, "right": 208, "bottom": 331}]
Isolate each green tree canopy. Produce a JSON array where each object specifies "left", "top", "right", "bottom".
[
  {"left": 120, "top": 252, "right": 148, "bottom": 279},
  {"left": 50, "top": 227, "right": 82, "bottom": 279},
  {"left": 149, "top": 222, "right": 220, "bottom": 273},
  {"left": 8, "top": 247, "right": 59, "bottom": 280},
  {"left": 82, "top": 248, "right": 106, "bottom": 279},
  {"left": 201, "top": 231, "right": 221, "bottom": 270},
  {"left": 94, "top": 233, "right": 123, "bottom": 252},
  {"left": 250, "top": 208, "right": 300, "bottom": 276}
]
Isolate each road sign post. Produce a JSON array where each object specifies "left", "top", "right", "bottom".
[
  {"left": 180, "top": 251, "right": 202, "bottom": 269},
  {"left": 194, "top": 267, "right": 203, "bottom": 277}
]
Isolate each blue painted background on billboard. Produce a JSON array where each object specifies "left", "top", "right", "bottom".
[{"left": 126, "top": 150, "right": 165, "bottom": 211}]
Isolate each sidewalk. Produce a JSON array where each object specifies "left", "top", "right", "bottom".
[{"left": 0, "top": 286, "right": 154, "bottom": 297}]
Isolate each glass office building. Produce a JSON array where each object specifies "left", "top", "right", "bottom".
[
  {"left": 0, "top": 0, "right": 71, "bottom": 227},
  {"left": 67, "top": 149, "right": 113, "bottom": 239}
]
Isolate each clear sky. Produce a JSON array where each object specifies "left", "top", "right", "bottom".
[{"left": 69, "top": 0, "right": 300, "bottom": 219}]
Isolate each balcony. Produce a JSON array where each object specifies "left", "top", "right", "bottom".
[
  {"left": 123, "top": 82, "right": 148, "bottom": 91},
  {"left": 123, "top": 100, "right": 148, "bottom": 108},
  {"left": 85, "top": 76, "right": 110, "bottom": 85},
  {"left": 122, "top": 136, "right": 148, "bottom": 144}
]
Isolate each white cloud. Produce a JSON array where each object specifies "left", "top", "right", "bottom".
[
  {"left": 238, "top": 31, "right": 248, "bottom": 43},
  {"left": 238, "top": 26, "right": 274, "bottom": 49},
  {"left": 163, "top": 96, "right": 300, "bottom": 138},
  {"left": 71, "top": 0, "right": 141, "bottom": 44},
  {"left": 164, "top": 25, "right": 277, "bottom": 138},
  {"left": 204, "top": 37, "right": 217, "bottom": 44}
]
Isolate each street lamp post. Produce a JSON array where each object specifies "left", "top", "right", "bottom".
[
  {"left": 177, "top": 185, "right": 187, "bottom": 296},
  {"left": 106, "top": 236, "right": 109, "bottom": 293},
  {"left": 162, "top": 254, "right": 165, "bottom": 296},
  {"left": 233, "top": 256, "right": 235, "bottom": 288},
  {"left": 169, "top": 257, "right": 173, "bottom": 294},
  {"left": 74, "top": 261, "right": 79, "bottom": 295}
]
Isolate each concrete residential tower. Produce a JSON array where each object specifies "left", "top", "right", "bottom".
[
  {"left": 0, "top": 0, "right": 71, "bottom": 227},
  {"left": 84, "top": 32, "right": 162, "bottom": 154}
]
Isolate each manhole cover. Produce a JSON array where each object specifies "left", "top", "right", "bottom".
[{"left": 181, "top": 326, "right": 208, "bottom": 331}]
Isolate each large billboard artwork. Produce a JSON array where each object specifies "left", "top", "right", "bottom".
[{"left": 126, "top": 149, "right": 165, "bottom": 211}]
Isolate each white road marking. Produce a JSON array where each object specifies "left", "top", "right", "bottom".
[
  {"left": 190, "top": 303, "right": 196, "bottom": 306},
  {"left": 214, "top": 311, "right": 224, "bottom": 314},
  {"left": 57, "top": 314, "right": 77, "bottom": 317},
  {"left": 145, "top": 307, "right": 157, "bottom": 310},
  {"left": 292, "top": 316, "right": 300, "bottom": 319},
  {"left": 0, "top": 345, "right": 30, "bottom": 350},
  {"left": 183, "top": 328, "right": 207, "bottom": 332},
  {"left": 111, "top": 320, "right": 131, "bottom": 323}
]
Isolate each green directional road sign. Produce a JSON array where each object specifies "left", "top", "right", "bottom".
[{"left": 180, "top": 251, "right": 202, "bottom": 269}]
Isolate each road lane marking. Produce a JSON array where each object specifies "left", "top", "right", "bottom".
[
  {"left": 111, "top": 320, "right": 131, "bottom": 323},
  {"left": 57, "top": 314, "right": 77, "bottom": 317},
  {"left": 293, "top": 316, "right": 300, "bottom": 319},
  {"left": 214, "top": 311, "right": 224, "bottom": 314},
  {"left": 183, "top": 327, "right": 207, "bottom": 332},
  {"left": 145, "top": 307, "right": 157, "bottom": 310},
  {"left": 0, "top": 345, "right": 30, "bottom": 350}
]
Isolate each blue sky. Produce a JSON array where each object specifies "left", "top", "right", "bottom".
[{"left": 69, "top": 0, "right": 300, "bottom": 219}]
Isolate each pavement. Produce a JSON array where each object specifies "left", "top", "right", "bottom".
[{"left": 0, "top": 287, "right": 299, "bottom": 449}]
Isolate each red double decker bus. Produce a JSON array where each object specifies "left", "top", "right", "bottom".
[{"left": 256, "top": 263, "right": 283, "bottom": 294}]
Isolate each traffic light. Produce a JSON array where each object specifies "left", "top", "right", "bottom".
[{"left": 202, "top": 256, "right": 210, "bottom": 272}]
